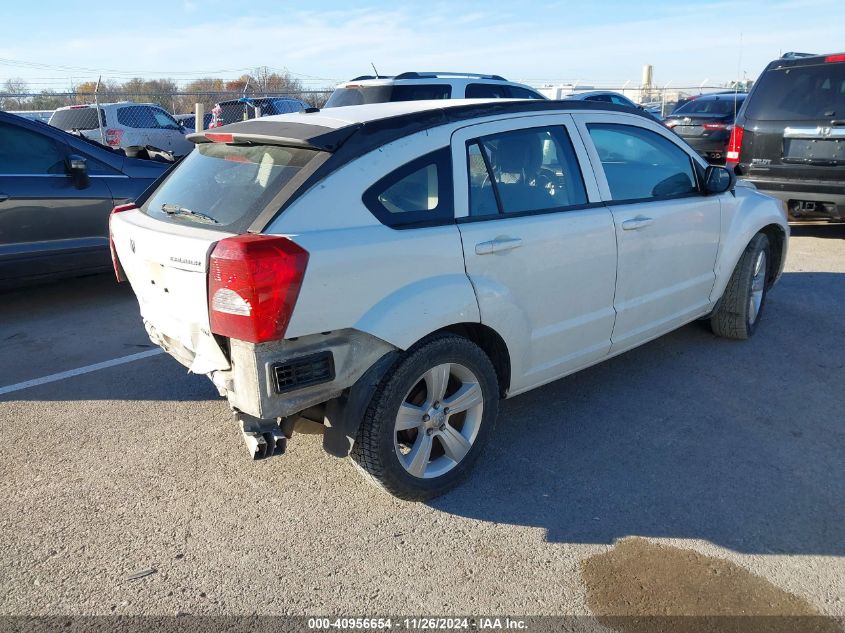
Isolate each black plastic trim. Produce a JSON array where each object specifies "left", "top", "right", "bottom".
[{"left": 271, "top": 351, "right": 335, "bottom": 395}]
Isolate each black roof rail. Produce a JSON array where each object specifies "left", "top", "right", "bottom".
[
  {"left": 393, "top": 71, "right": 508, "bottom": 81},
  {"left": 780, "top": 51, "right": 817, "bottom": 59}
]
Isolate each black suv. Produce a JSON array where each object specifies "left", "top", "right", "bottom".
[{"left": 728, "top": 52, "right": 845, "bottom": 221}]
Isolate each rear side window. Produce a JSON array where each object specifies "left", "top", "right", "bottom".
[
  {"left": 465, "top": 83, "right": 510, "bottom": 99},
  {"left": 587, "top": 124, "right": 697, "bottom": 201},
  {"left": 467, "top": 126, "right": 588, "bottom": 217},
  {"left": 0, "top": 122, "right": 65, "bottom": 174},
  {"left": 142, "top": 143, "right": 320, "bottom": 231},
  {"left": 363, "top": 148, "right": 453, "bottom": 228},
  {"left": 391, "top": 84, "right": 452, "bottom": 101},
  {"left": 746, "top": 62, "right": 845, "bottom": 120},
  {"left": 118, "top": 106, "right": 180, "bottom": 130},
  {"left": 49, "top": 108, "right": 105, "bottom": 131}
]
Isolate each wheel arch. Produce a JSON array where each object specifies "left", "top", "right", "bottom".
[{"left": 436, "top": 322, "right": 512, "bottom": 398}]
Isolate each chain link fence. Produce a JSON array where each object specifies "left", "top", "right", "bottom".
[
  {"left": 1, "top": 90, "right": 332, "bottom": 153},
  {"left": 1, "top": 83, "right": 747, "bottom": 153}
]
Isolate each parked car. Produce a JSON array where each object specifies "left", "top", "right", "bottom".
[
  {"left": 175, "top": 112, "right": 213, "bottom": 134},
  {"left": 324, "top": 72, "right": 546, "bottom": 107},
  {"left": 7, "top": 110, "right": 54, "bottom": 124},
  {"left": 664, "top": 92, "right": 747, "bottom": 163},
  {"left": 0, "top": 111, "right": 170, "bottom": 287},
  {"left": 208, "top": 97, "right": 309, "bottom": 128},
  {"left": 110, "top": 99, "right": 788, "bottom": 500},
  {"left": 564, "top": 91, "right": 663, "bottom": 122},
  {"left": 49, "top": 103, "right": 194, "bottom": 157},
  {"left": 728, "top": 51, "right": 845, "bottom": 222}
]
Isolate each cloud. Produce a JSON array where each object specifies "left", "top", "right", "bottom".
[{"left": 4, "top": 1, "right": 844, "bottom": 89}]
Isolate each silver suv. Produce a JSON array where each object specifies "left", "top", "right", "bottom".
[{"left": 324, "top": 72, "right": 546, "bottom": 107}]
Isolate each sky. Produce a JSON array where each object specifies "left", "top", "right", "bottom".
[{"left": 1, "top": 0, "right": 843, "bottom": 92}]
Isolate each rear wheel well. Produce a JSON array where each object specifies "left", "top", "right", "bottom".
[
  {"left": 432, "top": 323, "right": 511, "bottom": 398},
  {"left": 760, "top": 223, "right": 786, "bottom": 287}
]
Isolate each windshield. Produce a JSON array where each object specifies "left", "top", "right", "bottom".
[
  {"left": 745, "top": 62, "right": 845, "bottom": 120},
  {"left": 674, "top": 96, "right": 745, "bottom": 115},
  {"left": 142, "top": 142, "right": 319, "bottom": 231}
]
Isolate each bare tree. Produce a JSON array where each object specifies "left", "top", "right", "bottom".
[{"left": 1, "top": 77, "right": 29, "bottom": 110}]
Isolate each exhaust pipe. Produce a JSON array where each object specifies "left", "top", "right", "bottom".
[{"left": 237, "top": 413, "right": 287, "bottom": 460}]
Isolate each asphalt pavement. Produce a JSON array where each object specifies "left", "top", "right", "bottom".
[{"left": 0, "top": 225, "right": 843, "bottom": 621}]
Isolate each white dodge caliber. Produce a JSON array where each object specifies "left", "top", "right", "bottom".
[{"left": 110, "top": 99, "right": 789, "bottom": 500}]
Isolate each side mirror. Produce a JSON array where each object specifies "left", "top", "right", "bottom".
[
  {"left": 66, "top": 155, "right": 89, "bottom": 189},
  {"left": 704, "top": 164, "right": 735, "bottom": 195}
]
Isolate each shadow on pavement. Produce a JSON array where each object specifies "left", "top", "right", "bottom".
[{"left": 433, "top": 272, "right": 845, "bottom": 556}]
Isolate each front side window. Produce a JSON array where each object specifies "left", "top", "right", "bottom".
[
  {"left": 467, "top": 126, "right": 588, "bottom": 217},
  {"left": 587, "top": 123, "right": 697, "bottom": 201},
  {"left": 151, "top": 108, "right": 180, "bottom": 130},
  {"left": 0, "top": 123, "right": 65, "bottom": 174},
  {"left": 508, "top": 86, "right": 545, "bottom": 100},
  {"left": 363, "top": 148, "right": 453, "bottom": 228}
]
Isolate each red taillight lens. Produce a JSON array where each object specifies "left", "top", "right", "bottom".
[
  {"left": 726, "top": 124, "right": 745, "bottom": 168},
  {"left": 208, "top": 235, "right": 309, "bottom": 344},
  {"left": 206, "top": 133, "right": 234, "bottom": 143},
  {"left": 109, "top": 203, "right": 137, "bottom": 282},
  {"left": 105, "top": 128, "right": 123, "bottom": 146},
  {"left": 825, "top": 53, "right": 845, "bottom": 63}
]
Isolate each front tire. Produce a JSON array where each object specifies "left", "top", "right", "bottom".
[
  {"left": 350, "top": 334, "right": 499, "bottom": 501},
  {"left": 710, "top": 233, "right": 771, "bottom": 340}
]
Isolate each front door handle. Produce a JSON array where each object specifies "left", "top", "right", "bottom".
[
  {"left": 475, "top": 237, "right": 523, "bottom": 255},
  {"left": 621, "top": 216, "right": 654, "bottom": 231}
]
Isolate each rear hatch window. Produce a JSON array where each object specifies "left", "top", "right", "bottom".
[
  {"left": 674, "top": 96, "right": 744, "bottom": 116},
  {"left": 49, "top": 107, "right": 106, "bottom": 130},
  {"left": 141, "top": 142, "right": 320, "bottom": 233},
  {"left": 745, "top": 62, "right": 845, "bottom": 120}
]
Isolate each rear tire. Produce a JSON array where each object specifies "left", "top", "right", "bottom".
[
  {"left": 710, "top": 233, "right": 771, "bottom": 340},
  {"left": 350, "top": 334, "right": 499, "bottom": 501}
]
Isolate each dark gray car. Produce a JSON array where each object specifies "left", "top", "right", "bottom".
[{"left": 0, "top": 111, "right": 170, "bottom": 287}]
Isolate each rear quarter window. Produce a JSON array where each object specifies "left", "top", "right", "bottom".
[
  {"left": 362, "top": 148, "right": 454, "bottom": 228},
  {"left": 745, "top": 62, "right": 845, "bottom": 120}
]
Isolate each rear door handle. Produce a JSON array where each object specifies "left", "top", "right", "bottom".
[
  {"left": 475, "top": 237, "right": 523, "bottom": 255},
  {"left": 621, "top": 216, "right": 654, "bottom": 231}
]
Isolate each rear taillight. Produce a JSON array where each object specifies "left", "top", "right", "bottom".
[
  {"left": 208, "top": 235, "right": 309, "bottom": 344},
  {"left": 825, "top": 53, "right": 845, "bottom": 63},
  {"left": 726, "top": 124, "right": 745, "bottom": 168},
  {"left": 109, "top": 203, "right": 137, "bottom": 283},
  {"left": 105, "top": 128, "right": 123, "bottom": 146}
]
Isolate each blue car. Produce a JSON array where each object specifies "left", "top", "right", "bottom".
[{"left": 0, "top": 111, "right": 171, "bottom": 287}]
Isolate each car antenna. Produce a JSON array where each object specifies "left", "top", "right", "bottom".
[{"left": 371, "top": 62, "right": 380, "bottom": 79}]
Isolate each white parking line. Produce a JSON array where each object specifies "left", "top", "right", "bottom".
[{"left": 0, "top": 349, "right": 164, "bottom": 396}]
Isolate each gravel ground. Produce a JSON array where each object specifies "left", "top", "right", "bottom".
[{"left": 0, "top": 225, "right": 843, "bottom": 620}]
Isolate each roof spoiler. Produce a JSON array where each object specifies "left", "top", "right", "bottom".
[{"left": 187, "top": 119, "right": 361, "bottom": 152}]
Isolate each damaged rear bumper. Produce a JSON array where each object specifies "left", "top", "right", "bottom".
[{"left": 146, "top": 324, "right": 397, "bottom": 420}]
